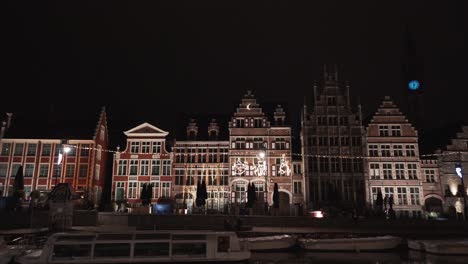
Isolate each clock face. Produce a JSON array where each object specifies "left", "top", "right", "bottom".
[{"left": 408, "top": 80, "right": 420, "bottom": 91}]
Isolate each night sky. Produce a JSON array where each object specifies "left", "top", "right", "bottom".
[{"left": 2, "top": 1, "right": 467, "bottom": 152}]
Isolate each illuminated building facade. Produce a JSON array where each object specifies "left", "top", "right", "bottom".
[
  {"left": 365, "top": 97, "right": 424, "bottom": 218},
  {"left": 437, "top": 126, "right": 468, "bottom": 217},
  {"left": 111, "top": 123, "right": 173, "bottom": 205},
  {"left": 301, "top": 67, "right": 366, "bottom": 208},
  {"left": 0, "top": 108, "right": 108, "bottom": 206}
]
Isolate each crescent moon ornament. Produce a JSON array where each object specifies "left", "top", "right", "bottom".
[{"left": 247, "top": 104, "right": 251, "bottom": 110}]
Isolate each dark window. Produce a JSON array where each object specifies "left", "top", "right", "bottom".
[
  {"left": 80, "top": 145, "right": 90, "bottom": 156},
  {"left": 134, "top": 243, "right": 170, "bottom": 257},
  {"left": 94, "top": 243, "right": 131, "bottom": 258},
  {"left": 172, "top": 243, "right": 206, "bottom": 257},
  {"left": 52, "top": 244, "right": 91, "bottom": 260}
]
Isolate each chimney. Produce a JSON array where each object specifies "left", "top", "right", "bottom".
[{"left": 6, "top": 113, "right": 13, "bottom": 129}]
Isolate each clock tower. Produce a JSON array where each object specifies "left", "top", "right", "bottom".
[{"left": 402, "top": 23, "right": 424, "bottom": 128}]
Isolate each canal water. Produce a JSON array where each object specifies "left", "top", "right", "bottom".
[{"left": 249, "top": 251, "right": 468, "bottom": 263}]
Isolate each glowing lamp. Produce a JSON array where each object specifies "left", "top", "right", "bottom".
[
  {"left": 455, "top": 163, "right": 463, "bottom": 178},
  {"left": 258, "top": 151, "right": 265, "bottom": 159},
  {"left": 63, "top": 146, "right": 71, "bottom": 153}
]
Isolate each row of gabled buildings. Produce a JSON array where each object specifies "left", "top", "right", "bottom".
[{"left": 1, "top": 72, "right": 467, "bottom": 218}]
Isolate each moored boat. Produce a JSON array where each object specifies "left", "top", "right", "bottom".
[
  {"left": 408, "top": 239, "right": 468, "bottom": 255},
  {"left": 299, "top": 236, "right": 401, "bottom": 252},
  {"left": 16, "top": 230, "right": 251, "bottom": 263},
  {"left": 239, "top": 235, "right": 296, "bottom": 251}
]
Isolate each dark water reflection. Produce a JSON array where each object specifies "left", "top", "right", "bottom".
[{"left": 250, "top": 251, "right": 468, "bottom": 264}]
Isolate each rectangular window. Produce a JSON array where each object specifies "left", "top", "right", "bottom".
[
  {"left": 115, "top": 182, "right": 125, "bottom": 201},
  {"left": 384, "top": 187, "right": 394, "bottom": 200},
  {"left": 397, "top": 187, "right": 408, "bottom": 205},
  {"left": 368, "top": 145, "right": 378, "bottom": 157},
  {"left": 198, "top": 148, "right": 207, "bottom": 163},
  {"left": 220, "top": 176, "right": 229, "bottom": 186},
  {"left": 172, "top": 243, "right": 206, "bottom": 257},
  {"left": 128, "top": 182, "right": 138, "bottom": 199},
  {"left": 406, "top": 145, "right": 416, "bottom": 157},
  {"left": 152, "top": 142, "right": 161, "bottom": 153},
  {"left": 1, "top": 143, "right": 11, "bottom": 156},
  {"left": 27, "top": 144, "right": 37, "bottom": 156},
  {"left": 186, "top": 175, "right": 194, "bottom": 185},
  {"left": 208, "top": 148, "right": 217, "bottom": 163},
  {"left": 340, "top": 137, "right": 349, "bottom": 146},
  {"left": 381, "top": 145, "right": 391, "bottom": 157},
  {"left": 393, "top": 145, "right": 404, "bottom": 157},
  {"left": 425, "top": 170, "right": 435, "bottom": 183},
  {"left": 293, "top": 181, "right": 302, "bottom": 194},
  {"left": 407, "top": 164, "right": 418, "bottom": 179},
  {"left": 94, "top": 243, "right": 130, "bottom": 258},
  {"left": 352, "top": 137, "right": 362, "bottom": 146},
  {"left": 129, "top": 160, "right": 138, "bottom": 175},
  {"left": 24, "top": 164, "right": 34, "bottom": 177},
  {"left": 391, "top": 126, "right": 401, "bottom": 136},
  {"left": 140, "top": 160, "right": 149, "bottom": 175},
  {"left": 369, "top": 164, "right": 380, "bottom": 179},
  {"left": 372, "top": 187, "right": 381, "bottom": 201},
  {"left": 379, "top": 126, "right": 390, "bottom": 136},
  {"left": 175, "top": 170, "right": 184, "bottom": 185},
  {"left": 130, "top": 142, "right": 140, "bottom": 153},
  {"left": 14, "top": 143, "right": 24, "bottom": 156},
  {"left": 162, "top": 160, "right": 171, "bottom": 175},
  {"left": 67, "top": 145, "right": 76, "bottom": 156},
  {"left": 53, "top": 164, "right": 61, "bottom": 177},
  {"left": 79, "top": 164, "right": 88, "bottom": 178},
  {"left": 151, "top": 182, "right": 160, "bottom": 198},
  {"left": 162, "top": 182, "right": 170, "bottom": 198},
  {"left": 339, "top": 117, "right": 348, "bottom": 126},
  {"left": 52, "top": 244, "right": 92, "bottom": 260},
  {"left": 39, "top": 164, "right": 49, "bottom": 177},
  {"left": 409, "top": 187, "right": 420, "bottom": 205},
  {"left": 10, "top": 164, "right": 21, "bottom": 177},
  {"left": 117, "top": 160, "right": 128, "bottom": 176},
  {"left": 141, "top": 142, "right": 150, "bottom": 153},
  {"left": 395, "top": 164, "right": 405, "bottom": 179},
  {"left": 80, "top": 144, "right": 90, "bottom": 157},
  {"left": 66, "top": 164, "right": 75, "bottom": 178},
  {"left": 41, "top": 144, "right": 52, "bottom": 156},
  {"left": 383, "top": 164, "right": 392, "bottom": 179},
  {"left": 151, "top": 160, "right": 161, "bottom": 175},
  {"left": 134, "top": 242, "right": 170, "bottom": 258},
  {"left": 0, "top": 163, "right": 8, "bottom": 177}
]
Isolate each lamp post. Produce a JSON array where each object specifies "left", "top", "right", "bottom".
[
  {"left": 56, "top": 144, "right": 71, "bottom": 186},
  {"left": 455, "top": 162, "right": 466, "bottom": 220}
]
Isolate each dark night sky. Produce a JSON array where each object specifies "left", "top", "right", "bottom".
[{"left": 2, "top": 1, "right": 467, "bottom": 152}]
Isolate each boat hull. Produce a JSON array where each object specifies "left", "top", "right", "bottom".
[
  {"left": 299, "top": 236, "right": 401, "bottom": 252},
  {"left": 240, "top": 236, "right": 296, "bottom": 251}
]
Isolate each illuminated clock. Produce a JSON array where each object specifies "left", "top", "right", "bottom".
[{"left": 408, "top": 80, "right": 420, "bottom": 91}]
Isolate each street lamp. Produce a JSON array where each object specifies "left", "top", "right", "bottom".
[
  {"left": 56, "top": 144, "right": 71, "bottom": 185},
  {"left": 455, "top": 163, "right": 466, "bottom": 220}
]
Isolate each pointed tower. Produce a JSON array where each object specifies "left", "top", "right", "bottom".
[{"left": 402, "top": 23, "right": 424, "bottom": 128}]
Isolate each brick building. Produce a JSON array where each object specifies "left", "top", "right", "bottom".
[
  {"left": 437, "top": 126, "right": 468, "bottom": 217},
  {"left": 0, "top": 108, "right": 108, "bottom": 206},
  {"left": 229, "top": 91, "right": 304, "bottom": 215},
  {"left": 420, "top": 159, "right": 443, "bottom": 218},
  {"left": 301, "top": 68, "right": 365, "bottom": 209},
  {"left": 172, "top": 119, "right": 230, "bottom": 214},
  {"left": 111, "top": 123, "right": 172, "bottom": 205},
  {"left": 365, "top": 97, "right": 424, "bottom": 218}
]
